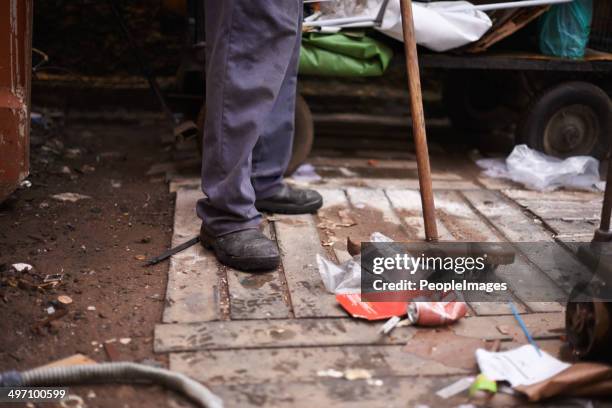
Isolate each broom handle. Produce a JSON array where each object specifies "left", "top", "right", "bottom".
[{"left": 399, "top": 0, "right": 438, "bottom": 241}]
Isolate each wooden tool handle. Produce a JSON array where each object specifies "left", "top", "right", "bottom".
[{"left": 399, "top": 0, "right": 438, "bottom": 241}]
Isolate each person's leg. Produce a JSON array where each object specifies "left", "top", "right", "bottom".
[
  {"left": 197, "top": 0, "right": 302, "bottom": 237},
  {"left": 250, "top": 6, "right": 303, "bottom": 200}
]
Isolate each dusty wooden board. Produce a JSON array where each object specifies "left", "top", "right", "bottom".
[
  {"left": 460, "top": 190, "right": 569, "bottom": 312},
  {"left": 384, "top": 189, "right": 453, "bottom": 241},
  {"left": 477, "top": 176, "right": 520, "bottom": 190},
  {"left": 170, "top": 345, "right": 470, "bottom": 385},
  {"left": 225, "top": 222, "right": 291, "bottom": 320},
  {"left": 275, "top": 214, "right": 345, "bottom": 318},
  {"left": 452, "top": 312, "right": 565, "bottom": 340},
  {"left": 315, "top": 188, "right": 353, "bottom": 263},
  {"left": 511, "top": 199, "right": 602, "bottom": 220},
  {"left": 162, "top": 188, "right": 220, "bottom": 323},
  {"left": 503, "top": 189, "right": 603, "bottom": 203},
  {"left": 461, "top": 189, "right": 553, "bottom": 242},
  {"left": 545, "top": 219, "right": 598, "bottom": 241},
  {"left": 308, "top": 156, "right": 418, "bottom": 170},
  {"left": 155, "top": 312, "right": 562, "bottom": 353},
  {"left": 431, "top": 191, "right": 528, "bottom": 316},
  {"left": 211, "top": 375, "right": 468, "bottom": 408},
  {"left": 287, "top": 178, "right": 479, "bottom": 190},
  {"left": 155, "top": 318, "right": 415, "bottom": 353}
]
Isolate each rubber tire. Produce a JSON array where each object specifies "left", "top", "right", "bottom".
[
  {"left": 195, "top": 93, "right": 314, "bottom": 176},
  {"left": 518, "top": 81, "right": 612, "bottom": 160},
  {"left": 443, "top": 71, "right": 518, "bottom": 133}
]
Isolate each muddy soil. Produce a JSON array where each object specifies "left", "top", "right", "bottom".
[{"left": 0, "top": 117, "right": 191, "bottom": 407}]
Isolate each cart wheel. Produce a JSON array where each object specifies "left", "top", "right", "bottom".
[
  {"left": 285, "top": 94, "right": 314, "bottom": 176},
  {"left": 519, "top": 82, "right": 612, "bottom": 159},
  {"left": 443, "top": 71, "right": 518, "bottom": 133},
  {"left": 196, "top": 94, "right": 314, "bottom": 176}
]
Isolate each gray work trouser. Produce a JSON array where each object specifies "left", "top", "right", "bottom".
[{"left": 197, "top": 1, "right": 303, "bottom": 236}]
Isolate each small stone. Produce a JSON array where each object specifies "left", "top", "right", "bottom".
[
  {"left": 119, "top": 338, "right": 132, "bottom": 345},
  {"left": 87, "top": 306, "right": 96, "bottom": 311},
  {"left": 58, "top": 295, "right": 73, "bottom": 305}
]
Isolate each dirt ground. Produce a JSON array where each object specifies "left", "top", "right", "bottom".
[{"left": 0, "top": 116, "right": 189, "bottom": 407}]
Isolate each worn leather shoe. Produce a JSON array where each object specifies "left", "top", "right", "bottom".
[
  {"left": 200, "top": 227, "right": 280, "bottom": 271},
  {"left": 255, "top": 184, "right": 323, "bottom": 214}
]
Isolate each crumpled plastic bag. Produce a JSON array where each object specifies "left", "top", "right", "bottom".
[
  {"left": 540, "top": 0, "right": 593, "bottom": 59},
  {"left": 476, "top": 144, "right": 603, "bottom": 192},
  {"left": 316, "top": 232, "right": 392, "bottom": 294},
  {"left": 378, "top": 0, "right": 492, "bottom": 52}
]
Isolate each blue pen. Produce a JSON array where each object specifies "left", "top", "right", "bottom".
[{"left": 509, "top": 302, "right": 542, "bottom": 356}]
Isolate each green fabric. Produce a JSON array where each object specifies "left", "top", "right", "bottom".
[{"left": 299, "top": 33, "right": 393, "bottom": 77}]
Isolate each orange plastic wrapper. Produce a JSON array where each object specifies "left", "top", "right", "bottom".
[
  {"left": 407, "top": 301, "right": 468, "bottom": 326},
  {"left": 335, "top": 293, "right": 407, "bottom": 321}
]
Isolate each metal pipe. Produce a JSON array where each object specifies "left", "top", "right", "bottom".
[
  {"left": 399, "top": 0, "right": 438, "bottom": 241},
  {"left": 451, "top": 0, "right": 573, "bottom": 12},
  {"left": 303, "top": 15, "right": 373, "bottom": 27}
]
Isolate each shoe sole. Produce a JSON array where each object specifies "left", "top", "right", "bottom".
[
  {"left": 200, "top": 240, "right": 280, "bottom": 272},
  {"left": 255, "top": 198, "right": 323, "bottom": 215}
]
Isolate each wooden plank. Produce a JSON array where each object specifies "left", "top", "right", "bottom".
[
  {"left": 211, "top": 376, "right": 467, "bottom": 408},
  {"left": 316, "top": 188, "right": 352, "bottom": 263},
  {"left": 512, "top": 199, "right": 601, "bottom": 220},
  {"left": 275, "top": 214, "right": 345, "bottom": 317},
  {"left": 162, "top": 188, "right": 220, "bottom": 323},
  {"left": 155, "top": 318, "right": 415, "bottom": 353},
  {"left": 308, "top": 156, "right": 418, "bottom": 170},
  {"left": 503, "top": 189, "right": 603, "bottom": 203},
  {"left": 384, "top": 189, "right": 453, "bottom": 241},
  {"left": 155, "top": 313, "right": 563, "bottom": 353},
  {"left": 287, "top": 178, "right": 478, "bottom": 190},
  {"left": 461, "top": 190, "right": 553, "bottom": 242},
  {"left": 225, "top": 222, "right": 291, "bottom": 320},
  {"left": 453, "top": 312, "right": 565, "bottom": 341},
  {"left": 432, "top": 191, "right": 526, "bottom": 316},
  {"left": 170, "top": 345, "right": 469, "bottom": 385},
  {"left": 461, "top": 190, "right": 568, "bottom": 312}
]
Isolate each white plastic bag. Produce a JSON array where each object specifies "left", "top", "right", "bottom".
[
  {"left": 477, "top": 144, "right": 603, "bottom": 191},
  {"left": 316, "top": 232, "right": 393, "bottom": 294},
  {"left": 377, "top": 1, "right": 492, "bottom": 52}
]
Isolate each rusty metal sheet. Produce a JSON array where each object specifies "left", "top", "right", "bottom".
[{"left": 0, "top": 0, "right": 32, "bottom": 202}]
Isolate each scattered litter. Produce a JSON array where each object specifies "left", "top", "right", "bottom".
[
  {"left": 19, "top": 180, "right": 32, "bottom": 188},
  {"left": 134, "top": 254, "right": 146, "bottom": 261},
  {"left": 366, "top": 378, "right": 384, "bottom": 386},
  {"left": 12, "top": 263, "right": 33, "bottom": 273},
  {"left": 469, "top": 373, "right": 498, "bottom": 397},
  {"left": 81, "top": 164, "right": 96, "bottom": 173},
  {"left": 64, "top": 148, "right": 82, "bottom": 159},
  {"left": 290, "top": 163, "right": 321, "bottom": 182},
  {"left": 337, "top": 209, "right": 356, "bottom": 227},
  {"left": 407, "top": 301, "right": 467, "bottom": 326},
  {"left": 406, "top": 330, "right": 485, "bottom": 370},
  {"left": 336, "top": 293, "right": 406, "bottom": 320},
  {"left": 317, "top": 254, "right": 361, "bottom": 294},
  {"left": 317, "top": 369, "right": 344, "bottom": 378},
  {"left": 57, "top": 295, "right": 73, "bottom": 305},
  {"left": 51, "top": 193, "right": 92, "bottom": 202},
  {"left": 46, "top": 306, "right": 56, "bottom": 315},
  {"left": 119, "top": 337, "right": 132, "bottom": 345},
  {"left": 516, "top": 362, "right": 612, "bottom": 402},
  {"left": 87, "top": 306, "right": 96, "bottom": 311},
  {"left": 509, "top": 301, "right": 541, "bottom": 355},
  {"left": 344, "top": 368, "right": 372, "bottom": 381},
  {"left": 44, "top": 274, "right": 64, "bottom": 284},
  {"left": 476, "top": 144, "right": 603, "bottom": 192},
  {"left": 378, "top": 316, "right": 402, "bottom": 335},
  {"left": 111, "top": 180, "right": 122, "bottom": 188},
  {"left": 338, "top": 167, "right": 358, "bottom": 177},
  {"left": 436, "top": 376, "right": 475, "bottom": 399},
  {"left": 87, "top": 390, "right": 96, "bottom": 399},
  {"left": 476, "top": 345, "right": 570, "bottom": 387},
  {"left": 60, "top": 395, "right": 84, "bottom": 408}
]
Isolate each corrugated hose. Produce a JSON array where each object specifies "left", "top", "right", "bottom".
[{"left": 0, "top": 362, "right": 223, "bottom": 408}]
